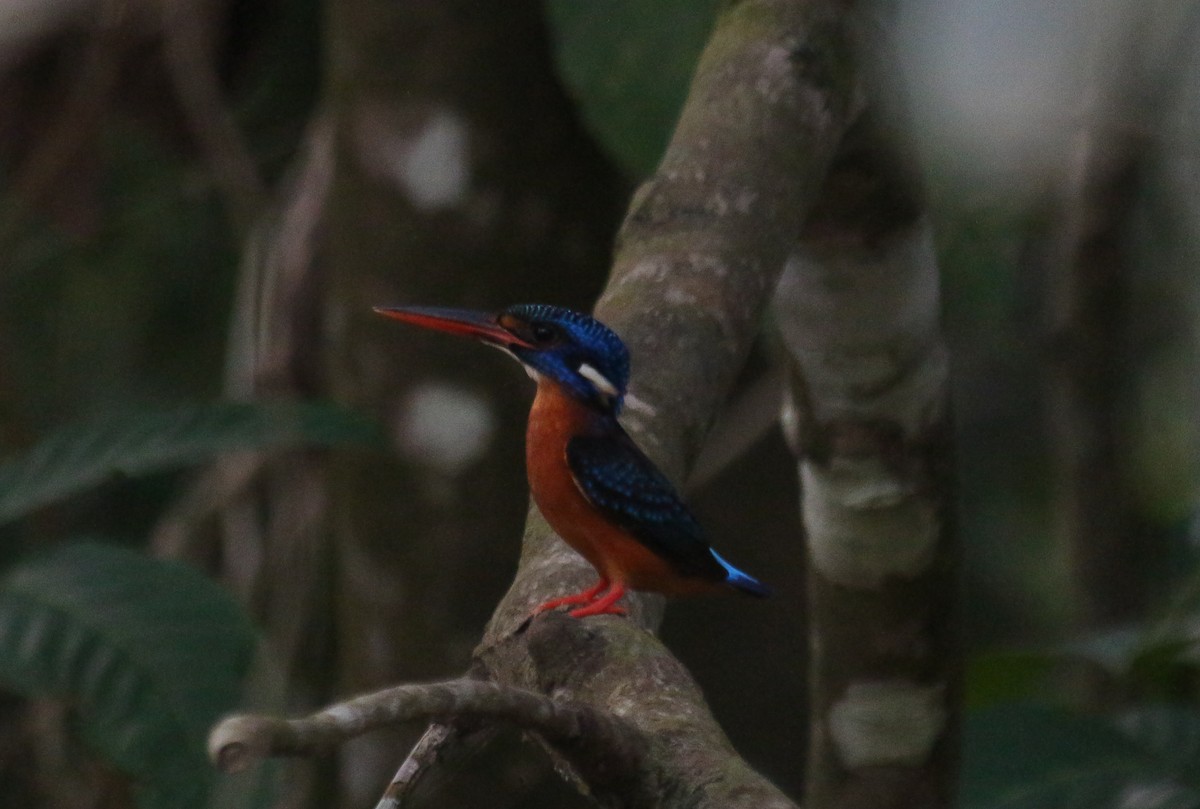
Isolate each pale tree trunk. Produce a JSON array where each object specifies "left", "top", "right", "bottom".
[{"left": 772, "top": 18, "right": 959, "bottom": 806}]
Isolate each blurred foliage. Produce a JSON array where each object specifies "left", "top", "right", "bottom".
[
  {"left": 965, "top": 558, "right": 1200, "bottom": 808},
  {"left": 932, "top": 202, "right": 1077, "bottom": 636},
  {"left": 0, "top": 541, "right": 270, "bottom": 809},
  {"left": 0, "top": 398, "right": 376, "bottom": 805},
  {"left": 0, "top": 1, "right": 332, "bottom": 804},
  {"left": 544, "top": 0, "right": 720, "bottom": 177},
  {"left": 963, "top": 703, "right": 1200, "bottom": 809},
  {"left": 0, "top": 0, "right": 320, "bottom": 440},
  {"left": 0, "top": 400, "right": 379, "bottom": 524},
  {"left": 0, "top": 124, "right": 236, "bottom": 432}
]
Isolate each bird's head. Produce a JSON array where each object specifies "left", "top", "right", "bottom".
[{"left": 375, "top": 303, "right": 630, "bottom": 413}]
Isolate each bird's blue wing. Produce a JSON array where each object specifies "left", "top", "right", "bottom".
[{"left": 565, "top": 433, "right": 726, "bottom": 582}]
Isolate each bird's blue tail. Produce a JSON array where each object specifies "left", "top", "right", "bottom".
[{"left": 711, "top": 550, "right": 772, "bottom": 598}]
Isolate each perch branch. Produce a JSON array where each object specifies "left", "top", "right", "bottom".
[{"left": 466, "top": 1, "right": 868, "bottom": 806}]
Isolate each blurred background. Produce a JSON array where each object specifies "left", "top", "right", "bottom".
[{"left": 1, "top": 0, "right": 1199, "bottom": 808}]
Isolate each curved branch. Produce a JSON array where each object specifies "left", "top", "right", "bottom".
[
  {"left": 471, "top": 2, "right": 868, "bottom": 806},
  {"left": 209, "top": 677, "right": 644, "bottom": 776}
]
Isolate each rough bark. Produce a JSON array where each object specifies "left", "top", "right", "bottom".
[{"left": 772, "top": 28, "right": 958, "bottom": 807}]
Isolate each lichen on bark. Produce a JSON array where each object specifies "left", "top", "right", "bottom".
[{"left": 774, "top": 92, "right": 959, "bottom": 809}]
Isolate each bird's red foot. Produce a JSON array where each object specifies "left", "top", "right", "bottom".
[
  {"left": 568, "top": 582, "right": 626, "bottom": 618},
  {"left": 532, "top": 578, "right": 609, "bottom": 614},
  {"left": 532, "top": 579, "right": 627, "bottom": 618}
]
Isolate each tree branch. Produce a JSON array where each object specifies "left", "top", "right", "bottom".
[
  {"left": 467, "top": 1, "right": 867, "bottom": 806},
  {"left": 483, "top": 0, "right": 863, "bottom": 644},
  {"left": 210, "top": 677, "right": 644, "bottom": 778}
]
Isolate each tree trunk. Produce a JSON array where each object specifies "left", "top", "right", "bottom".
[{"left": 773, "top": 21, "right": 960, "bottom": 804}]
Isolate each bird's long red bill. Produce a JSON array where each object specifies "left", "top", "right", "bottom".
[{"left": 373, "top": 305, "right": 533, "bottom": 347}]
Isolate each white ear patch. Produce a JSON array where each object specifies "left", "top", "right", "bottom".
[{"left": 578, "top": 362, "right": 619, "bottom": 398}]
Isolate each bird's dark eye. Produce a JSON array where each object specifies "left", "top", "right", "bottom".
[{"left": 531, "top": 322, "right": 558, "bottom": 344}]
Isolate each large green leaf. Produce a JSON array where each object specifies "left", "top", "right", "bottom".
[
  {"left": 966, "top": 650, "right": 1074, "bottom": 709},
  {"left": 963, "top": 703, "right": 1200, "bottom": 809},
  {"left": 967, "top": 621, "right": 1200, "bottom": 709},
  {"left": 545, "top": 0, "right": 721, "bottom": 176},
  {"left": 0, "top": 400, "right": 380, "bottom": 524},
  {"left": 0, "top": 541, "right": 264, "bottom": 809}
]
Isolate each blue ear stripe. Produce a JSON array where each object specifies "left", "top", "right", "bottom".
[{"left": 711, "top": 550, "right": 772, "bottom": 597}]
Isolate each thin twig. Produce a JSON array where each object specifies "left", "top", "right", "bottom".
[{"left": 373, "top": 722, "right": 486, "bottom": 809}]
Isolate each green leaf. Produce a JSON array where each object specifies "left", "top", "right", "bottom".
[
  {"left": 0, "top": 541, "right": 263, "bottom": 809},
  {"left": 966, "top": 650, "right": 1072, "bottom": 709},
  {"left": 0, "top": 400, "right": 380, "bottom": 524},
  {"left": 968, "top": 624, "right": 1200, "bottom": 708},
  {"left": 545, "top": 0, "right": 721, "bottom": 176},
  {"left": 1062, "top": 624, "right": 1200, "bottom": 696},
  {"left": 963, "top": 703, "right": 1200, "bottom": 809}
]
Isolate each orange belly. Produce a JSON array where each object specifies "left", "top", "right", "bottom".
[{"left": 525, "top": 384, "right": 714, "bottom": 596}]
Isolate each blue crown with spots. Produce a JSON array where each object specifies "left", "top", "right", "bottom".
[{"left": 503, "top": 304, "right": 630, "bottom": 411}]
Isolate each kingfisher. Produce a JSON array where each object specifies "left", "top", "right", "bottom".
[{"left": 374, "top": 303, "right": 770, "bottom": 618}]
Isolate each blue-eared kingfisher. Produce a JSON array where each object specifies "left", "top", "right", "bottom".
[{"left": 375, "top": 303, "right": 771, "bottom": 618}]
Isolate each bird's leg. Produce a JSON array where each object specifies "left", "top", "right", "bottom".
[
  {"left": 532, "top": 578, "right": 609, "bottom": 614},
  {"left": 568, "top": 582, "right": 627, "bottom": 618}
]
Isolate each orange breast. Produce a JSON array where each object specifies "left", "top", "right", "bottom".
[{"left": 525, "top": 383, "right": 714, "bottom": 596}]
